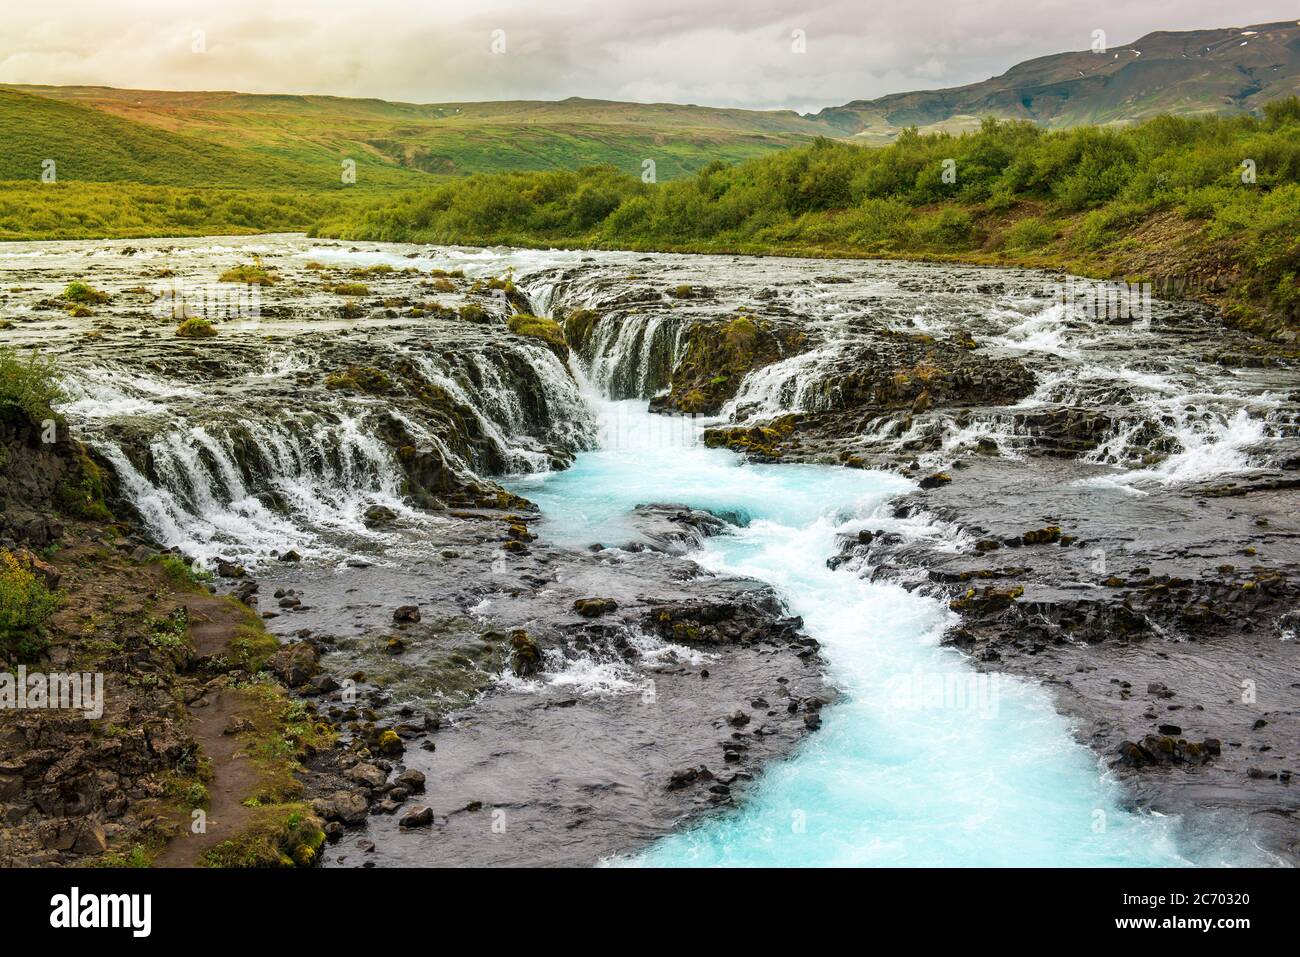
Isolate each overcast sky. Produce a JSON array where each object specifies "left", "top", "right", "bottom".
[{"left": 3, "top": 1, "right": 1296, "bottom": 113}]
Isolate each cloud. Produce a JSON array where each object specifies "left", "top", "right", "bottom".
[{"left": 0, "top": 0, "right": 1295, "bottom": 110}]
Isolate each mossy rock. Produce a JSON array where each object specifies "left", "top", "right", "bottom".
[
  {"left": 507, "top": 314, "right": 568, "bottom": 358},
  {"left": 655, "top": 315, "right": 806, "bottom": 415},
  {"left": 176, "top": 317, "right": 217, "bottom": 339},
  {"left": 563, "top": 308, "right": 600, "bottom": 351},
  {"left": 324, "top": 366, "right": 395, "bottom": 395},
  {"left": 509, "top": 629, "right": 543, "bottom": 677},
  {"left": 218, "top": 262, "right": 277, "bottom": 286},
  {"left": 62, "top": 281, "right": 110, "bottom": 304}
]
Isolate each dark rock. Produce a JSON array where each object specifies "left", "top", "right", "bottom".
[{"left": 392, "top": 605, "right": 421, "bottom": 624}]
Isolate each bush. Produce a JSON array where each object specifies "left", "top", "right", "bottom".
[
  {"left": 0, "top": 347, "right": 62, "bottom": 420},
  {"left": 913, "top": 208, "right": 976, "bottom": 250},
  {"left": 61, "top": 281, "right": 110, "bottom": 304},
  {"left": 0, "top": 550, "right": 61, "bottom": 664},
  {"left": 1002, "top": 216, "right": 1057, "bottom": 251},
  {"left": 218, "top": 259, "right": 277, "bottom": 285}
]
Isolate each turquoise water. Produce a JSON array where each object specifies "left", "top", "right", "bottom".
[{"left": 508, "top": 398, "right": 1210, "bottom": 867}]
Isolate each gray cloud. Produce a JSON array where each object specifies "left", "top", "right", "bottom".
[{"left": 1, "top": 0, "right": 1296, "bottom": 111}]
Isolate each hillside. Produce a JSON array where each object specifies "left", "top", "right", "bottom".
[
  {"left": 817, "top": 20, "right": 1300, "bottom": 141},
  {"left": 0, "top": 88, "right": 362, "bottom": 188},
  {"left": 4, "top": 86, "right": 835, "bottom": 182}
]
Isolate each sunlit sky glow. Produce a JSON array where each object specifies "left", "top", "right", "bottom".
[{"left": 3, "top": 1, "right": 1297, "bottom": 112}]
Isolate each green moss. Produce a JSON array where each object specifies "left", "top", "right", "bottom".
[
  {"left": 92, "top": 843, "right": 157, "bottom": 868},
  {"left": 562, "top": 307, "right": 600, "bottom": 350},
  {"left": 324, "top": 365, "right": 394, "bottom": 394},
  {"left": 150, "top": 554, "right": 210, "bottom": 590},
  {"left": 176, "top": 317, "right": 217, "bottom": 338},
  {"left": 218, "top": 260, "right": 277, "bottom": 285},
  {"left": 328, "top": 282, "right": 369, "bottom": 296},
  {"left": 665, "top": 316, "right": 805, "bottom": 414},
  {"left": 57, "top": 448, "right": 112, "bottom": 520},
  {"left": 229, "top": 624, "right": 279, "bottom": 673},
  {"left": 458, "top": 303, "right": 489, "bottom": 323},
  {"left": 62, "top": 281, "right": 110, "bottom": 304},
  {"left": 507, "top": 313, "right": 568, "bottom": 355},
  {"left": 200, "top": 803, "right": 325, "bottom": 868}
]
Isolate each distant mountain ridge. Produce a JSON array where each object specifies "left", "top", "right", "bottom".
[{"left": 815, "top": 20, "right": 1300, "bottom": 141}]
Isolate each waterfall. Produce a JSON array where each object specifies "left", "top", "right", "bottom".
[
  {"left": 92, "top": 411, "right": 411, "bottom": 568},
  {"left": 583, "top": 313, "right": 689, "bottom": 399},
  {"left": 59, "top": 336, "right": 597, "bottom": 569}
]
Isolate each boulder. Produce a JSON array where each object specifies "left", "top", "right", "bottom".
[
  {"left": 393, "top": 769, "right": 426, "bottom": 793},
  {"left": 345, "top": 763, "right": 387, "bottom": 788},
  {"left": 399, "top": 805, "right": 433, "bottom": 828},
  {"left": 573, "top": 598, "right": 618, "bottom": 618},
  {"left": 510, "top": 629, "right": 544, "bottom": 677},
  {"left": 268, "top": 642, "right": 319, "bottom": 687}
]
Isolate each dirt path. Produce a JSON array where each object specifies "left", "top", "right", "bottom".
[{"left": 154, "top": 596, "right": 265, "bottom": 868}]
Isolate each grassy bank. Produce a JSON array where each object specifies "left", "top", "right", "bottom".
[
  {"left": 314, "top": 100, "right": 1300, "bottom": 339},
  {"left": 0, "top": 182, "right": 382, "bottom": 242}
]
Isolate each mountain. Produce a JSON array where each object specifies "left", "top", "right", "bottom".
[
  {"left": 816, "top": 20, "right": 1300, "bottom": 142},
  {"left": 2, "top": 85, "right": 837, "bottom": 184}
]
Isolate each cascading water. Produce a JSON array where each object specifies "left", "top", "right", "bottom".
[
  {"left": 506, "top": 381, "right": 1273, "bottom": 866},
  {"left": 584, "top": 312, "right": 689, "bottom": 399},
  {"left": 8, "top": 234, "right": 1294, "bottom": 866},
  {"left": 52, "top": 323, "right": 594, "bottom": 570}
]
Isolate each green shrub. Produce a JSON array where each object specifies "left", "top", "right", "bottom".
[
  {"left": 1002, "top": 216, "right": 1057, "bottom": 251},
  {"left": 0, "top": 550, "right": 61, "bottom": 664},
  {"left": 0, "top": 347, "right": 62, "bottom": 420},
  {"left": 62, "top": 281, "right": 110, "bottom": 304}
]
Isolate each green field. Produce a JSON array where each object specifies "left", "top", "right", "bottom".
[{"left": 0, "top": 84, "right": 837, "bottom": 240}]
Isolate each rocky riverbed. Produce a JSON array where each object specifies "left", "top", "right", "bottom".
[{"left": 1, "top": 234, "right": 1295, "bottom": 866}]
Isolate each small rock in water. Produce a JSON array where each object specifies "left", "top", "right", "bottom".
[
  {"left": 397, "top": 806, "right": 434, "bottom": 826},
  {"left": 573, "top": 597, "right": 618, "bottom": 617},
  {"left": 393, "top": 605, "right": 421, "bottom": 624},
  {"left": 394, "top": 769, "right": 426, "bottom": 793}
]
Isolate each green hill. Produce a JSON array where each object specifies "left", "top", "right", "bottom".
[
  {"left": 5, "top": 86, "right": 834, "bottom": 183},
  {"left": 0, "top": 88, "right": 364, "bottom": 188}
]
